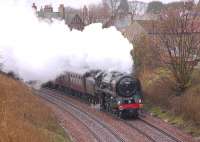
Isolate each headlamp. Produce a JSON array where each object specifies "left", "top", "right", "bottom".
[{"left": 117, "top": 101, "right": 121, "bottom": 105}]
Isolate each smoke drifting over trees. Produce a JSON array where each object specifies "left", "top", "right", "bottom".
[{"left": 0, "top": 1, "right": 133, "bottom": 82}]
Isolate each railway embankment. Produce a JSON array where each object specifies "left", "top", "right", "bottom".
[
  {"left": 0, "top": 74, "right": 71, "bottom": 142},
  {"left": 140, "top": 68, "right": 200, "bottom": 140}
]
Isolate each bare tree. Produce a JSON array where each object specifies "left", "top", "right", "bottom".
[
  {"left": 128, "top": 1, "right": 147, "bottom": 23},
  {"left": 102, "top": 0, "right": 119, "bottom": 16},
  {"left": 155, "top": 6, "right": 200, "bottom": 93},
  {"left": 88, "top": 3, "right": 111, "bottom": 24},
  {"left": 132, "top": 34, "right": 161, "bottom": 74},
  {"left": 129, "top": 2, "right": 137, "bottom": 16}
]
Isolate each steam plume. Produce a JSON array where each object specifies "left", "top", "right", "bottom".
[{"left": 0, "top": 1, "right": 133, "bottom": 82}]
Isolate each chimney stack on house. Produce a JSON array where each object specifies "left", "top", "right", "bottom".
[
  {"left": 59, "top": 4, "right": 65, "bottom": 19},
  {"left": 32, "top": 3, "right": 37, "bottom": 11},
  {"left": 44, "top": 5, "right": 53, "bottom": 13}
]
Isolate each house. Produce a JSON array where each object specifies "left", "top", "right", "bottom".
[
  {"left": 117, "top": 0, "right": 129, "bottom": 15},
  {"left": 119, "top": 19, "right": 158, "bottom": 43},
  {"left": 58, "top": 4, "right": 65, "bottom": 19},
  {"left": 65, "top": 13, "right": 85, "bottom": 31},
  {"left": 103, "top": 0, "right": 156, "bottom": 30},
  {"left": 128, "top": 1, "right": 148, "bottom": 15},
  {"left": 37, "top": 5, "right": 60, "bottom": 20},
  {"left": 120, "top": 21, "right": 147, "bottom": 43},
  {"left": 36, "top": 4, "right": 85, "bottom": 31}
]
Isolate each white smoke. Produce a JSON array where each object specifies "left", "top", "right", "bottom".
[{"left": 0, "top": 1, "right": 133, "bottom": 82}]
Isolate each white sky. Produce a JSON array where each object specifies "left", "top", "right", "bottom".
[{"left": 29, "top": 0, "right": 193, "bottom": 9}]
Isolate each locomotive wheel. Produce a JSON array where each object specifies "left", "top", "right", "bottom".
[
  {"left": 88, "top": 97, "right": 92, "bottom": 103},
  {"left": 108, "top": 105, "right": 111, "bottom": 112},
  {"left": 64, "top": 87, "right": 68, "bottom": 93},
  {"left": 100, "top": 101, "right": 105, "bottom": 111},
  {"left": 99, "top": 94, "right": 106, "bottom": 111},
  {"left": 117, "top": 111, "right": 122, "bottom": 118},
  {"left": 96, "top": 97, "right": 99, "bottom": 104},
  {"left": 61, "top": 86, "right": 65, "bottom": 91},
  {"left": 94, "top": 97, "right": 98, "bottom": 105},
  {"left": 134, "top": 111, "right": 139, "bottom": 118},
  {"left": 105, "top": 104, "right": 110, "bottom": 112}
]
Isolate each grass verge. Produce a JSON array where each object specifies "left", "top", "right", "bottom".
[
  {"left": 0, "top": 74, "right": 71, "bottom": 142},
  {"left": 140, "top": 68, "right": 200, "bottom": 138},
  {"left": 144, "top": 102, "right": 200, "bottom": 137}
]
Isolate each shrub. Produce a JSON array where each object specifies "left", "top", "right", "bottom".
[
  {"left": 132, "top": 35, "right": 161, "bottom": 74},
  {"left": 141, "top": 68, "right": 176, "bottom": 108},
  {"left": 141, "top": 68, "right": 200, "bottom": 125},
  {"left": 171, "top": 85, "right": 200, "bottom": 124}
]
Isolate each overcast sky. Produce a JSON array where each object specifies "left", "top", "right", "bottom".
[
  {"left": 28, "top": 0, "right": 199, "bottom": 9},
  {"left": 28, "top": 0, "right": 186, "bottom": 8}
]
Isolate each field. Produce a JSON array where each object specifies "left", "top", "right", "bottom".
[{"left": 0, "top": 74, "right": 71, "bottom": 142}]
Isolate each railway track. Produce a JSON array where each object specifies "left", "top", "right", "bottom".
[
  {"left": 124, "top": 120, "right": 183, "bottom": 142},
  {"left": 39, "top": 93, "right": 101, "bottom": 142},
  {"left": 139, "top": 117, "right": 183, "bottom": 142},
  {"left": 38, "top": 89, "right": 189, "bottom": 142},
  {"left": 39, "top": 90, "right": 126, "bottom": 142}
]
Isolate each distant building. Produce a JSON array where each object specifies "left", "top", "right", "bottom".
[
  {"left": 71, "top": 15, "right": 85, "bottom": 31},
  {"left": 128, "top": 1, "right": 147, "bottom": 15},
  {"left": 117, "top": 0, "right": 129, "bottom": 15},
  {"left": 82, "top": 6, "right": 89, "bottom": 25},
  {"left": 37, "top": 5, "right": 60, "bottom": 20},
  {"left": 133, "top": 13, "right": 158, "bottom": 21},
  {"left": 37, "top": 7, "right": 44, "bottom": 17},
  {"left": 58, "top": 4, "right": 65, "bottom": 19},
  {"left": 103, "top": 0, "right": 151, "bottom": 30},
  {"left": 120, "top": 20, "right": 157, "bottom": 42},
  {"left": 32, "top": 3, "right": 37, "bottom": 11},
  {"left": 34, "top": 2, "right": 149, "bottom": 31},
  {"left": 44, "top": 5, "right": 53, "bottom": 13},
  {"left": 65, "top": 13, "right": 85, "bottom": 31},
  {"left": 35, "top": 3, "right": 108, "bottom": 30}
]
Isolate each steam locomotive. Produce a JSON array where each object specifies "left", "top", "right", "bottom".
[{"left": 43, "top": 69, "right": 143, "bottom": 118}]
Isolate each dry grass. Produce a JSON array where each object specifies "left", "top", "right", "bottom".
[
  {"left": 140, "top": 68, "right": 200, "bottom": 136},
  {"left": 0, "top": 74, "right": 70, "bottom": 142},
  {"left": 140, "top": 68, "right": 175, "bottom": 107},
  {"left": 172, "top": 86, "right": 200, "bottom": 124}
]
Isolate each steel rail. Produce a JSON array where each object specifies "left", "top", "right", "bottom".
[
  {"left": 38, "top": 93, "right": 101, "bottom": 142},
  {"left": 39, "top": 89, "right": 183, "bottom": 142},
  {"left": 138, "top": 117, "right": 183, "bottom": 142},
  {"left": 39, "top": 90, "right": 126, "bottom": 142}
]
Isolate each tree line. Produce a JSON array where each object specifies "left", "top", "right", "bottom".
[{"left": 134, "top": 1, "right": 200, "bottom": 95}]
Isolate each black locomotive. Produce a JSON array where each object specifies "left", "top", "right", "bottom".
[{"left": 43, "top": 69, "right": 143, "bottom": 118}]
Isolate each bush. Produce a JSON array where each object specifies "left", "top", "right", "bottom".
[
  {"left": 132, "top": 35, "right": 162, "bottom": 74},
  {"left": 141, "top": 68, "right": 200, "bottom": 125},
  {"left": 141, "top": 68, "right": 176, "bottom": 108},
  {"left": 6, "top": 71, "right": 21, "bottom": 80},
  {"left": 171, "top": 86, "right": 200, "bottom": 124}
]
